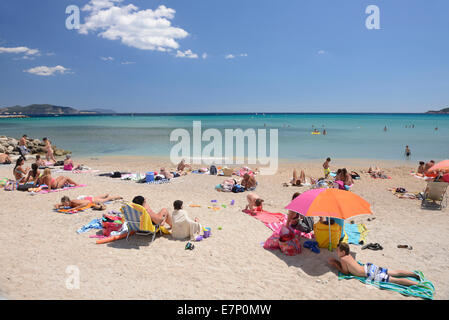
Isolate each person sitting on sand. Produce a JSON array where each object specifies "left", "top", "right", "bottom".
[
  {"left": 13, "top": 157, "right": 29, "bottom": 183},
  {"left": 43, "top": 137, "right": 57, "bottom": 163},
  {"left": 424, "top": 160, "right": 435, "bottom": 174},
  {"left": 38, "top": 168, "right": 79, "bottom": 190},
  {"left": 177, "top": 159, "right": 192, "bottom": 172},
  {"left": 35, "top": 155, "right": 46, "bottom": 168},
  {"left": 171, "top": 200, "right": 202, "bottom": 240},
  {"left": 341, "top": 168, "right": 354, "bottom": 186},
  {"left": 54, "top": 194, "right": 122, "bottom": 211},
  {"left": 245, "top": 193, "right": 264, "bottom": 213},
  {"left": 241, "top": 173, "right": 257, "bottom": 190},
  {"left": 132, "top": 195, "right": 172, "bottom": 228},
  {"left": 417, "top": 161, "right": 426, "bottom": 175},
  {"left": 286, "top": 192, "right": 314, "bottom": 233},
  {"left": 63, "top": 155, "right": 83, "bottom": 171},
  {"left": 0, "top": 152, "right": 12, "bottom": 164},
  {"left": 328, "top": 242, "right": 420, "bottom": 286},
  {"left": 24, "top": 163, "right": 41, "bottom": 185},
  {"left": 323, "top": 157, "right": 331, "bottom": 178}
]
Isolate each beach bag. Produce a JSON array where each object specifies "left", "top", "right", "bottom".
[
  {"left": 395, "top": 187, "right": 406, "bottom": 193},
  {"left": 102, "top": 213, "right": 124, "bottom": 237},
  {"left": 4, "top": 180, "right": 15, "bottom": 191},
  {"left": 54, "top": 160, "right": 64, "bottom": 166},
  {"left": 263, "top": 230, "right": 281, "bottom": 250},
  {"left": 17, "top": 184, "right": 33, "bottom": 192},
  {"left": 209, "top": 165, "right": 217, "bottom": 175},
  {"left": 279, "top": 235, "right": 301, "bottom": 256},
  {"left": 232, "top": 184, "right": 245, "bottom": 193},
  {"left": 292, "top": 216, "right": 314, "bottom": 234}
]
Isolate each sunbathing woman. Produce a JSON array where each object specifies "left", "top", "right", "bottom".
[
  {"left": 241, "top": 173, "right": 257, "bottom": 190},
  {"left": 13, "top": 157, "right": 29, "bottom": 183},
  {"left": 38, "top": 168, "right": 79, "bottom": 190},
  {"left": 0, "top": 152, "right": 12, "bottom": 164},
  {"left": 24, "top": 163, "right": 41, "bottom": 185},
  {"left": 54, "top": 194, "right": 122, "bottom": 211},
  {"left": 290, "top": 169, "right": 307, "bottom": 186},
  {"left": 132, "top": 195, "right": 172, "bottom": 228}
]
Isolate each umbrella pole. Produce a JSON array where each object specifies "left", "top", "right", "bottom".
[{"left": 328, "top": 216, "right": 332, "bottom": 252}]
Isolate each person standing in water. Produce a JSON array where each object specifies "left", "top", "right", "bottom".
[
  {"left": 383, "top": 126, "right": 387, "bottom": 132},
  {"left": 405, "top": 146, "right": 411, "bottom": 159}
]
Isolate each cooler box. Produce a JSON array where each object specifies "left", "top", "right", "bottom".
[
  {"left": 313, "top": 222, "right": 342, "bottom": 249},
  {"left": 145, "top": 172, "right": 155, "bottom": 182}
]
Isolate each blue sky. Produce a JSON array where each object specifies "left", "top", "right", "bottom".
[{"left": 0, "top": 0, "right": 448, "bottom": 113}]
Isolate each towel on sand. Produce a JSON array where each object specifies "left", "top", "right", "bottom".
[
  {"left": 338, "top": 262, "right": 435, "bottom": 300},
  {"left": 341, "top": 223, "right": 368, "bottom": 245},
  {"left": 30, "top": 184, "right": 87, "bottom": 195},
  {"left": 242, "top": 209, "right": 287, "bottom": 231}
]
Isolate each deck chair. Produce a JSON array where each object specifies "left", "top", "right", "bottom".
[
  {"left": 120, "top": 203, "right": 170, "bottom": 242},
  {"left": 421, "top": 181, "right": 449, "bottom": 210}
]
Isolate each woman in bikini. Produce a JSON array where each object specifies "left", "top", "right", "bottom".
[
  {"left": 43, "top": 137, "right": 57, "bottom": 163},
  {"left": 54, "top": 194, "right": 123, "bottom": 211},
  {"left": 38, "top": 168, "right": 79, "bottom": 190},
  {"left": 132, "top": 195, "right": 172, "bottom": 228},
  {"left": 24, "top": 163, "right": 41, "bottom": 185},
  {"left": 13, "top": 157, "right": 29, "bottom": 183}
]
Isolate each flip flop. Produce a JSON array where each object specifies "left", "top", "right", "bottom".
[
  {"left": 185, "top": 242, "right": 195, "bottom": 250},
  {"left": 397, "top": 244, "right": 413, "bottom": 250},
  {"left": 362, "top": 243, "right": 383, "bottom": 251}
]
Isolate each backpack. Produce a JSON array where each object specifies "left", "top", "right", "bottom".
[{"left": 209, "top": 165, "right": 218, "bottom": 175}]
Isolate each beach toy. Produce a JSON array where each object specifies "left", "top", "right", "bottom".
[
  {"left": 189, "top": 204, "right": 201, "bottom": 208},
  {"left": 211, "top": 200, "right": 217, "bottom": 203},
  {"left": 230, "top": 200, "right": 235, "bottom": 205},
  {"left": 218, "top": 226, "right": 222, "bottom": 230},
  {"left": 195, "top": 235, "right": 203, "bottom": 242},
  {"left": 145, "top": 172, "right": 155, "bottom": 183},
  {"left": 221, "top": 204, "right": 227, "bottom": 208},
  {"left": 304, "top": 241, "right": 320, "bottom": 254},
  {"left": 203, "top": 227, "right": 211, "bottom": 238}
]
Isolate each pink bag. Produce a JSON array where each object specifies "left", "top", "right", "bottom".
[
  {"left": 263, "top": 230, "right": 280, "bottom": 250},
  {"left": 279, "top": 235, "right": 301, "bottom": 256}
]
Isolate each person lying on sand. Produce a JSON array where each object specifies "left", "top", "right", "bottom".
[
  {"left": 245, "top": 193, "right": 264, "bottom": 214},
  {"left": 38, "top": 168, "right": 79, "bottom": 190},
  {"left": 241, "top": 173, "right": 257, "bottom": 190},
  {"left": 54, "top": 194, "right": 122, "bottom": 211},
  {"left": 0, "top": 152, "right": 12, "bottom": 164},
  {"left": 13, "top": 157, "right": 29, "bottom": 183},
  {"left": 328, "top": 242, "right": 419, "bottom": 286},
  {"left": 132, "top": 195, "right": 172, "bottom": 228}
]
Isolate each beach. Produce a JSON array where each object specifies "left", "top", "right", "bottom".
[{"left": 1, "top": 156, "right": 447, "bottom": 300}]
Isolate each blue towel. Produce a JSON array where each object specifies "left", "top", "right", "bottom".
[{"left": 76, "top": 218, "right": 102, "bottom": 234}]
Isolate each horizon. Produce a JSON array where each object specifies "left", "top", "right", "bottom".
[{"left": 1, "top": 1, "right": 449, "bottom": 113}]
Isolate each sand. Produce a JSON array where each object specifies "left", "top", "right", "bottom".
[{"left": 0, "top": 156, "right": 448, "bottom": 300}]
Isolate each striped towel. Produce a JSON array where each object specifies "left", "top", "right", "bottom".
[
  {"left": 146, "top": 179, "right": 171, "bottom": 185},
  {"left": 338, "top": 263, "right": 435, "bottom": 300}
]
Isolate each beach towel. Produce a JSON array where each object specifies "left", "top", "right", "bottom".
[
  {"left": 146, "top": 179, "right": 171, "bottom": 184},
  {"left": 56, "top": 202, "right": 94, "bottom": 214},
  {"left": 242, "top": 209, "right": 287, "bottom": 231},
  {"left": 76, "top": 218, "right": 103, "bottom": 234},
  {"left": 341, "top": 223, "right": 368, "bottom": 245},
  {"left": 338, "top": 262, "right": 435, "bottom": 300},
  {"left": 31, "top": 184, "right": 87, "bottom": 195}
]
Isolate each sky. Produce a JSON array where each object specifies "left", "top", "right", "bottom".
[{"left": 0, "top": 0, "right": 448, "bottom": 113}]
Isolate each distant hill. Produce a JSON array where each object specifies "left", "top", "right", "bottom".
[
  {"left": 0, "top": 104, "right": 115, "bottom": 115},
  {"left": 426, "top": 107, "right": 449, "bottom": 114}
]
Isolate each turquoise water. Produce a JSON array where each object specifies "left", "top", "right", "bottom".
[{"left": 0, "top": 113, "right": 448, "bottom": 161}]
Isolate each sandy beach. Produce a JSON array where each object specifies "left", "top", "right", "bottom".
[{"left": 0, "top": 156, "right": 447, "bottom": 300}]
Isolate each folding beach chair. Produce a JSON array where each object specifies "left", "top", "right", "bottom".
[
  {"left": 421, "top": 181, "right": 449, "bottom": 210},
  {"left": 120, "top": 203, "right": 169, "bottom": 242}
]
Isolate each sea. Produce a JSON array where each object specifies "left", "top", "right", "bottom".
[{"left": 0, "top": 113, "right": 448, "bottom": 162}]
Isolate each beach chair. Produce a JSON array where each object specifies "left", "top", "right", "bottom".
[
  {"left": 120, "top": 203, "right": 169, "bottom": 242},
  {"left": 421, "top": 181, "right": 449, "bottom": 210}
]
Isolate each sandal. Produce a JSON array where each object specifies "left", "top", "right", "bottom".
[
  {"left": 397, "top": 244, "right": 413, "bottom": 250},
  {"left": 185, "top": 242, "right": 195, "bottom": 250},
  {"left": 362, "top": 243, "right": 383, "bottom": 251}
]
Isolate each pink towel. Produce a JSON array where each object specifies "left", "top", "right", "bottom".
[
  {"left": 242, "top": 209, "right": 287, "bottom": 231},
  {"left": 35, "top": 184, "right": 87, "bottom": 194}
]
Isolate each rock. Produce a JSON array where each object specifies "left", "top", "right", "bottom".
[{"left": 0, "top": 145, "right": 5, "bottom": 153}]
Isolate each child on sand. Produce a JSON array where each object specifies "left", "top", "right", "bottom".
[
  {"left": 323, "top": 157, "right": 331, "bottom": 178},
  {"left": 245, "top": 193, "right": 264, "bottom": 214},
  {"left": 328, "top": 242, "right": 419, "bottom": 286}
]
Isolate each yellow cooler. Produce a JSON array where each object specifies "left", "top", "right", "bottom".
[{"left": 313, "top": 222, "right": 342, "bottom": 249}]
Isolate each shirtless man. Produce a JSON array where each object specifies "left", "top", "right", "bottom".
[
  {"left": 0, "top": 152, "right": 12, "bottom": 164},
  {"left": 177, "top": 159, "right": 192, "bottom": 172},
  {"left": 424, "top": 160, "right": 435, "bottom": 174},
  {"left": 54, "top": 194, "right": 123, "bottom": 211},
  {"left": 42, "top": 137, "right": 57, "bottom": 163},
  {"left": 328, "top": 242, "right": 419, "bottom": 286}
]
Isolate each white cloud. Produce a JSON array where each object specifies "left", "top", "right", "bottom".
[
  {"left": 24, "top": 65, "right": 70, "bottom": 76},
  {"left": 225, "top": 53, "right": 247, "bottom": 59},
  {"left": 0, "top": 46, "right": 40, "bottom": 56},
  {"left": 100, "top": 56, "right": 114, "bottom": 61},
  {"left": 79, "top": 0, "right": 190, "bottom": 53},
  {"left": 121, "top": 61, "right": 135, "bottom": 64},
  {"left": 317, "top": 50, "right": 326, "bottom": 55},
  {"left": 175, "top": 49, "right": 198, "bottom": 59},
  {"left": 202, "top": 53, "right": 207, "bottom": 59}
]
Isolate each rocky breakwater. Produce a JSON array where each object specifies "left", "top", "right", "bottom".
[{"left": 0, "top": 136, "right": 71, "bottom": 156}]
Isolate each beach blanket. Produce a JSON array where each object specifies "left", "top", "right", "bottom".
[
  {"left": 146, "top": 179, "right": 171, "bottom": 184},
  {"left": 30, "top": 184, "right": 87, "bottom": 195},
  {"left": 77, "top": 218, "right": 103, "bottom": 234},
  {"left": 338, "top": 263, "right": 435, "bottom": 300},
  {"left": 341, "top": 223, "right": 368, "bottom": 245},
  {"left": 242, "top": 209, "right": 287, "bottom": 231},
  {"left": 410, "top": 172, "right": 433, "bottom": 181}
]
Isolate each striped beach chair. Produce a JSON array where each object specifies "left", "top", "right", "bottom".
[{"left": 120, "top": 203, "right": 168, "bottom": 242}]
